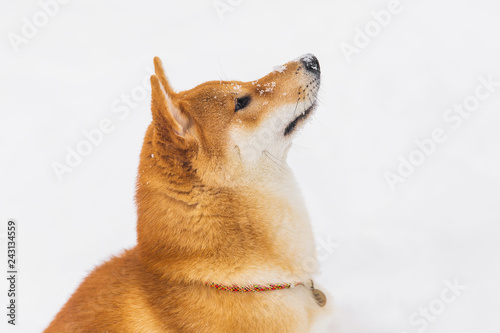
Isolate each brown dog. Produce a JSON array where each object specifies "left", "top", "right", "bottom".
[{"left": 45, "top": 54, "right": 326, "bottom": 332}]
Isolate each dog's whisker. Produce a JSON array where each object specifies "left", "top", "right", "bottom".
[
  {"left": 307, "top": 96, "right": 315, "bottom": 110},
  {"left": 294, "top": 98, "right": 300, "bottom": 114},
  {"left": 263, "top": 150, "right": 288, "bottom": 171},
  {"left": 290, "top": 143, "right": 312, "bottom": 150}
]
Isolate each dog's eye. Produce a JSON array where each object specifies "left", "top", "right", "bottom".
[{"left": 235, "top": 96, "right": 251, "bottom": 112}]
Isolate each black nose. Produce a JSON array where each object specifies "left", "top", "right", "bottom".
[{"left": 301, "top": 54, "right": 320, "bottom": 75}]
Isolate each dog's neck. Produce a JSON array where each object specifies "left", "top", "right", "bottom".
[{"left": 135, "top": 126, "right": 317, "bottom": 288}]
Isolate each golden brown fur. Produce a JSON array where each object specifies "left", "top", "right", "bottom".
[{"left": 45, "top": 55, "right": 324, "bottom": 332}]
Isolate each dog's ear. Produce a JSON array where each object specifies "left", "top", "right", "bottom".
[
  {"left": 153, "top": 57, "right": 176, "bottom": 97},
  {"left": 150, "top": 74, "right": 194, "bottom": 146}
]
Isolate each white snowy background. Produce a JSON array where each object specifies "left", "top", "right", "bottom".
[{"left": 1, "top": 0, "right": 500, "bottom": 332}]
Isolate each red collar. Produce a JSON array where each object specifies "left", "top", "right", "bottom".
[
  {"left": 204, "top": 281, "right": 304, "bottom": 292},
  {"left": 204, "top": 280, "right": 327, "bottom": 307}
]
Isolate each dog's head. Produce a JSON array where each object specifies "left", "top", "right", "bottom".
[{"left": 146, "top": 54, "right": 320, "bottom": 186}]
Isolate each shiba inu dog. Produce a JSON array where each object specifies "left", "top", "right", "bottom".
[{"left": 45, "top": 54, "right": 327, "bottom": 332}]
